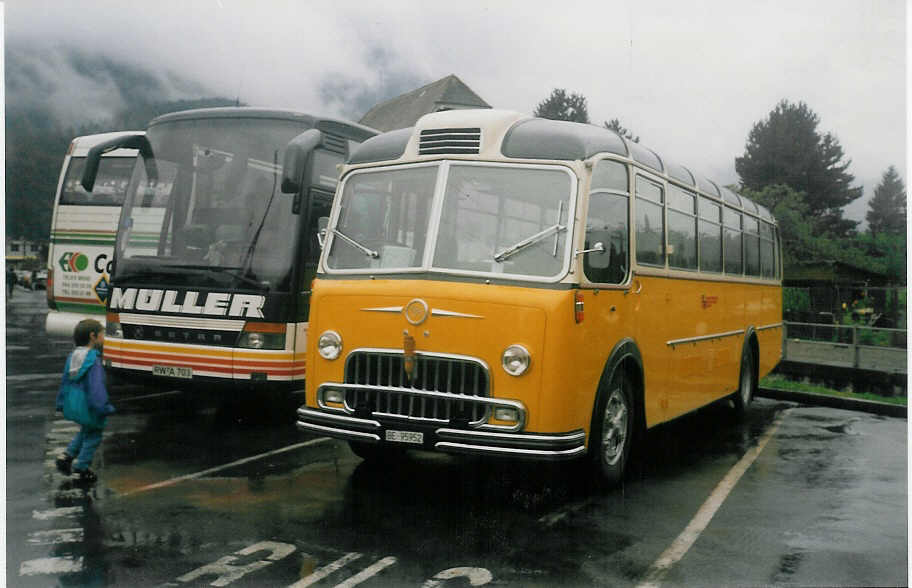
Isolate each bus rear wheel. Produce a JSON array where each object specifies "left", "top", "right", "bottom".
[
  {"left": 589, "top": 367, "right": 634, "bottom": 486},
  {"left": 732, "top": 345, "right": 755, "bottom": 417}
]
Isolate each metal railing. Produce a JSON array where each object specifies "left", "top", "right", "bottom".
[{"left": 782, "top": 321, "right": 907, "bottom": 374}]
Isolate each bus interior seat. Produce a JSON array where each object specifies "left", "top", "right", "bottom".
[{"left": 176, "top": 225, "right": 211, "bottom": 259}]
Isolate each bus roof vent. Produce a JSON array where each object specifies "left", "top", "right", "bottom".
[
  {"left": 322, "top": 133, "right": 347, "bottom": 153},
  {"left": 419, "top": 127, "right": 481, "bottom": 155}
]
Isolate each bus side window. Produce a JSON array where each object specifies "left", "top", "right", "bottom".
[
  {"left": 635, "top": 176, "right": 664, "bottom": 266},
  {"left": 584, "top": 192, "right": 628, "bottom": 284}
]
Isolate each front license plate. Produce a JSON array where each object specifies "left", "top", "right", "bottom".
[
  {"left": 152, "top": 365, "right": 193, "bottom": 379},
  {"left": 385, "top": 430, "right": 424, "bottom": 445}
]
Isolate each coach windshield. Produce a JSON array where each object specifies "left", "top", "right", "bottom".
[
  {"left": 115, "top": 118, "right": 306, "bottom": 291},
  {"left": 324, "top": 162, "right": 576, "bottom": 282}
]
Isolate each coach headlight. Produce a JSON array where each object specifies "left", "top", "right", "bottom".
[
  {"left": 318, "top": 330, "right": 342, "bottom": 360},
  {"left": 502, "top": 344, "right": 530, "bottom": 376},
  {"left": 105, "top": 313, "right": 123, "bottom": 338},
  {"left": 238, "top": 323, "right": 286, "bottom": 350}
]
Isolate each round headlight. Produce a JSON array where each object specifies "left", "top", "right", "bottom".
[
  {"left": 317, "top": 330, "right": 342, "bottom": 360},
  {"left": 502, "top": 344, "right": 530, "bottom": 376}
]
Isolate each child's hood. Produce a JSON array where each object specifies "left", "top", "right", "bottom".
[{"left": 67, "top": 347, "right": 99, "bottom": 380}]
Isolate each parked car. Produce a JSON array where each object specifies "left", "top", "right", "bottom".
[
  {"left": 32, "top": 270, "right": 47, "bottom": 290},
  {"left": 13, "top": 270, "right": 31, "bottom": 289}
]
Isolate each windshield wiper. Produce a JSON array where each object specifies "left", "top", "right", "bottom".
[
  {"left": 493, "top": 223, "right": 567, "bottom": 262},
  {"left": 332, "top": 229, "right": 379, "bottom": 259},
  {"left": 161, "top": 264, "right": 267, "bottom": 290}
]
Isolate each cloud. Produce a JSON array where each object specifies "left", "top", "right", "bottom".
[{"left": 5, "top": 0, "right": 905, "bottom": 221}]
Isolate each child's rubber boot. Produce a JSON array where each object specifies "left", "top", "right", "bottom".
[
  {"left": 72, "top": 468, "right": 98, "bottom": 485},
  {"left": 55, "top": 454, "right": 74, "bottom": 475}
]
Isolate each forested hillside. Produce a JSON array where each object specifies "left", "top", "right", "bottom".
[{"left": 6, "top": 45, "right": 237, "bottom": 241}]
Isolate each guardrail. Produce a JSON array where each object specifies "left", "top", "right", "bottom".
[{"left": 782, "top": 321, "right": 907, "bottom": 374}]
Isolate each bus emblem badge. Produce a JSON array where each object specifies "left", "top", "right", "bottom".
[
  {"left": 403, "top": 331, "right": 417, "bottom": 380},
  {"left": 403, "top": 298, "right": 429, "bottom": 325}
]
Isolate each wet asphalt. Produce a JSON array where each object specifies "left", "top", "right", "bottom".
[{"left": 5, "top": 287, "right": 908, "bottom": 587}]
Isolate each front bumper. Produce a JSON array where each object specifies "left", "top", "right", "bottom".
[{"left": 296, "top": 407, "right": 587, "bottom": 461}]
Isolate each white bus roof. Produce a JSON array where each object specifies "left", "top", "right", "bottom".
[{"left": 68, "top": 131, "right": 144, "bottom": 157}]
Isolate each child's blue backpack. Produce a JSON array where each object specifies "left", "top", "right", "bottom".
[{"left": 61, "top": 349, "right": 106, "bottom": 428}]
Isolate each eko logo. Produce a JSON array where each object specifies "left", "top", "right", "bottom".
[{"left": 58, "top": 252, "right": 89, "bottom": 273}]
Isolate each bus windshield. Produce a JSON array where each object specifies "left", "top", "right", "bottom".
[
  {"left": 115, "top": 118, "right": 308, "bottom": 291},
  {"left": 62, "top": 157, "right": 135, "bottom": 206},
  {"left": 325, "top": 162, "right": 575, "bottom": 280}
]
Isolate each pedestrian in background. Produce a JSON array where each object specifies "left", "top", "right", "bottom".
[
  {"left": 7, "top": 266, "right": 16, "bottom": 299},
  {"left": 55, "top": 319, "right": 115, "bottom": 484}
]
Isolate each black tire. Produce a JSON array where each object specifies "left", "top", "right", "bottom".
[
  {"left": 589, "top": 366, "right": 635, "bottom": 487},
  {"left": 348, "top": 441, "right": 405, "bottom": 463},
  {"left": 732, "top": 345, "right": 755, "bottom": 417}
]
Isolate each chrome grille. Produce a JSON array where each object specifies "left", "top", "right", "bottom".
[
  {"left": 419, "top": 128, "right": 481, "bottom": 155},
  {"left": 343, "top": 350, "right": 490, "bottom": 425}
]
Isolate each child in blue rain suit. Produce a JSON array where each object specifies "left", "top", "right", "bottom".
[{"left": 55, "top": 319, "right": 115, "bottom": 484}]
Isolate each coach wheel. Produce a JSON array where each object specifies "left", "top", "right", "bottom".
[
  {"left": 732, "top": 345, "right": 755, "bottom": 416},
  {"left": 590, "top": 366, "right": 634, "bottom": 486}
]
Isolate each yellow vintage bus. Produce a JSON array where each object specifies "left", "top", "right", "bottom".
[{"left": 296, "top": 109, "right": 782, "bottom": 484}]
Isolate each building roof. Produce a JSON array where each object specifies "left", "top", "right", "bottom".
[
  {"left": 784, "top": 259, "right": 892, "bottom": 286},
  {"left": 359, "top": 75, "right": 491, "bottom": 132}
]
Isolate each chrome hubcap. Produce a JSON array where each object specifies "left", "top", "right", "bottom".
[{"left": 601, "top": 386, "right": 628, "bottom": 466}]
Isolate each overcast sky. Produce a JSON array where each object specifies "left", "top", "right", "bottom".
[{"left": 6, "top": 0, "right": 906, "bottom": 222}]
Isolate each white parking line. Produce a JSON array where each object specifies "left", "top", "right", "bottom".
[
  {"left": 334, "top": 557, "right": 397, "bottom": 588},
  {"left": 120, "top": 437, "right": 332, "bottom": 496},
  {"left": 32, "top": 506, "right": 82, "bottom": 520},
  {"left": 288, "top": 552, "right": 363, "bottom": 588},
  {"left": 117, "top": 390, "right": 183, "bottom": 402},
  {"left": 6, "top": 373, "right": 61, "bottom": 382},
  {"left": 27, "top": 527, "right": 84, "bottom": 545},
  {"left": 19, "top": 555, "right": 83, "bottom": 576},
  {"left": 637, "top": 411, "right": 788, "bottom": 587}
]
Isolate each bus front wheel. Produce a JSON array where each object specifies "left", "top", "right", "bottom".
[
  {"left": 732, "top": 345, "right": 755, "bottom": 416},
  {"left": 589, "top": 367, "right": 635, "bottom": 486}
]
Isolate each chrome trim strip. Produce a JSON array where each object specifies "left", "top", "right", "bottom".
[
  {"left": 360, "top": 307, "right": 483, "bottom": 319},
  {"left": 317, "top": 381, "right": 525, "bottom": 431},
  {"left": 667, "top": 328, "right": 745, "bottom": 347},
  {"left": 320, "top": 382, "right": 523, "bottom": 409},
  {"left": 430, "top": 309, "right": 483, "bottom": 319},
  {"left": 297, "top": 407, "right": 381, "bottom": 430},
  {"left": 295, "top": 421, "right": 381, "bottom": 442},
  {"left": 435, "top": 442, "right": 587, "bottom": 461},
  {"left": 757, "top": 322, "right": 784, "bottom": 331},
  {"left": 436, "top": 428, "right": 585, "bottom": 449}
]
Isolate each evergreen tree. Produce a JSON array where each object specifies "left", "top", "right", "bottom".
[
  {"left": 604, "top": 118, "right": 639, "bottom": 143},
  {"left": 534, "top": 89, "right": 590, "bottom": 123},
  {"left": 735, "top": 99, "right": 862, "bottom": 237},
  {"left": 866, "top": 165, "right": 906, "bottom": 236}
]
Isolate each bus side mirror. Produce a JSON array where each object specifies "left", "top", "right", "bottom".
[
  {"left": 317, "top": 216, "right": 329, "bottom": 249},
  {"left": 281, "top": 129, "right": 323, "bottom": 194},
  {"left": 81, "top": 133, "right": 152, "bottom": 192},
  {"left": 576, "top": 242, "right": 606, "bottom": 256}
]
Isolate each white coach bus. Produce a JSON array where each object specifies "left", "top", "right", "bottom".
[{"left": 45, "top": 133, "right": 142, "bottom": 337}]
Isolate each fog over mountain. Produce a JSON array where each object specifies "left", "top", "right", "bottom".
[
  {"left": 5, "top": 43, "right": 241, "bottom": 241},
  {"left": 4, "top": 36, "right": 437, "bottom": 241}
]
